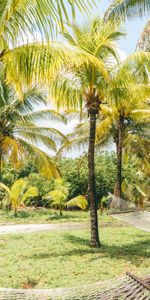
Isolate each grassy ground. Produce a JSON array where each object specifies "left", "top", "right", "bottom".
[
  {"left": 0, "top": 209, "right": 117, "bottom": 225},
  {"left": 0, "top": 225, "right": 149, "bottom": 289}
]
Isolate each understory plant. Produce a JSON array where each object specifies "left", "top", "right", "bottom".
[
  {"left": 43, "top": 178, "right": 69, "bottom": 216},
  {"left": 0, "top": 179, "right": 38, "bottom": 216}
]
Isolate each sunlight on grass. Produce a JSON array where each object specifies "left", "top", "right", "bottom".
[
  {"left": 0, "top": 209, "right": 117, "bottom": 225},
  {"left": 0, "top": 226, "right": 149, "bottom": 288}
]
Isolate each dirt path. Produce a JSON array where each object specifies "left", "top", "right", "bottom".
[{"left": 0, "top": 222, "right": 88, "bottom": 234}]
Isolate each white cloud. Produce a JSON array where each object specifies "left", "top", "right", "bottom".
[{"left": 118, "top": 49, "right": 127, "bottom": 62}]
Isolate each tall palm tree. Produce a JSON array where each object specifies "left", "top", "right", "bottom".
[
  {"left": 58, "top": 56, "right": 150, "bottom": 199},
  {"left": 0, "top": 73, "right": 66, "bottom": 178},
  {"left": 48, "top": 18, "right": 125, "bottom": 247}
]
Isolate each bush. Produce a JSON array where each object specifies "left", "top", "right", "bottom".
[
  {"left": 58, "top": 152, "right": 116, "bottom": 202},
  {"left": 0, "top": 154, "right": 141, "bottom": 208}
]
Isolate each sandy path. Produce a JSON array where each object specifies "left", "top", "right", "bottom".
[{"left": 0, "top": 222, "right": 88, "bottom": 235}]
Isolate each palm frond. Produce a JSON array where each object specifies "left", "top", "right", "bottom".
[
  {"left": 66, "top": 195, "right": 88, "bottom": 210},
  {"left": 21, "top": 186, "right": 39, "bottom": 202},
  {"left": 3, "top": 42, "right": 108, "bottom": 90},
  {"left": 17, "top": 138, "right": 59, "bottom": 178},
  {"left": 0, "top": 182, "right": 11, "bottom": 196},
  {"left": 24, "top": 109, "right": 66, "bottom": 123},
  {"left": 0, "top": 0, "right": 96, "bottom": 46},
  {"left": 108, "top": 0, "right": 150, "bottom": 20}
]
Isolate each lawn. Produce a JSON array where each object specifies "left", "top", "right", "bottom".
[
  {"left": 0, "top": 224, "right": 149, "bottom": 289},
  {"left": 0, "top": 209, "right": 117, "bottom": 225}
]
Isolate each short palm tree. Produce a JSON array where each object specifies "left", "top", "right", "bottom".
[
  {"left": 0, "top": 73, "right": 66, "bottom": 177},
  {"left": 43, "top": 178, "right": 69, "bottom": 216},
  {"left": 0, "top": 179, "right": 38, "bottom": 215},
  {"left": 48, "top": 18, "right": 125, "bottom": 247}
]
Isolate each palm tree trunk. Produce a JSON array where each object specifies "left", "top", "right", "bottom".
[
  {"left": 88, "top": 112, "right": 100, "bottom": 248},
  {"left": 114, "top": 119, "right": 123, "bottom": 199},
  {"left": 14, "top": 207, "right": 17, "bottom": 217},
  {"left": 60, "top": 205, "right": 63, "bottom": 217}
]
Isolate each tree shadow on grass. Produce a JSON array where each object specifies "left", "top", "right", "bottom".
[
  {"left": 3, "top": 211, "right": 31, "bottom": 220},
  {"left": 28, "top": 233, "right": 150, "bottom": 268},
  {"left": 63, "top": 233, "right": 150, "bottom": 266}
]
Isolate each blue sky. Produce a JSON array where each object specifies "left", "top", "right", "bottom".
[{"left": 64, "top": 0, "right": 148, "bottom": 55}]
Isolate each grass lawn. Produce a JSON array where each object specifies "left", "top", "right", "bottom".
[
  {"left": 0, "top": 225, "right": 149, "bottom": 289},
  {"left": 0, "top": 209, "right": 117, "bottom": 225}
]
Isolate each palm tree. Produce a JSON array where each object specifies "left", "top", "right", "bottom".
[
  {"left": 58, "top": 56, "right": 150, "bottom": 199},
  {"left": 0, "top": 73, "right": 66, "bottom": 178},
  {"left": 0, "top": 0, "right": 98, "bottom": 91},
  {"left": 48, "top": 18, "right": 125, "bottom": 247},
  {"left": 0, "top": 179, "right": 38, "bottom": 215},
  {"left": 43, "top": 178, "right": 69, "bottom": 216}
]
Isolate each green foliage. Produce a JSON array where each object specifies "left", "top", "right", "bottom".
[
  {"left": 0, "top": 154, "right": 144, "bottom": 209},
  {"left": 18, "top": 161, "right": 38, "bottom": 178},
  {"left": 59, "top": 153, "right": 116, "bottom": 202},
  {"left": 25, "top": 173, "right": 55, "bottom": 207},
  {"left": 0, "top": 162, "right": 56, "bottom": 208},
  {"left": 0, "top": 164, "right": 19, "bottom": 186}
]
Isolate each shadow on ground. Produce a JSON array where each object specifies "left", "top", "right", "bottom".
[{"left": 27, "top": 232, "right": 150, "bottom": 268}]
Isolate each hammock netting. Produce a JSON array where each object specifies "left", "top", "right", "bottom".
[
  {"left": 108, "top": 193, "right": 137, "bottom": 211},
  {"left": 112, "top": 211, "right": 150, "bottom": 232},
  {"left": 0, "top": 273, "right": 149, "bottom": 300}
]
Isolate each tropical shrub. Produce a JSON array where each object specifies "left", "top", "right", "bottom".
[
  {"left": 0, "top": 164, "right": 19, "bottom": 186},
  {"left": 0, "top": 179, "right": 38, "bottom": 215},
  {"left": 43, "top": 178, "right": 69, "bottom": 216},
  {"left": 59, "top": 153, "right": 116, "bottom": 202}
]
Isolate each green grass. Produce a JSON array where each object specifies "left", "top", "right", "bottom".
[
  {"left": 0, "top": 209, "right": 117, "bottom": 225},
  {"left": 0, "top": 225, "right": 149, "bottom": 289}
]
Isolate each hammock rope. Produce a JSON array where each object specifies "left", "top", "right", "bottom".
[{"left": 0, "top": 273, "right": 149, "bottom": 300}]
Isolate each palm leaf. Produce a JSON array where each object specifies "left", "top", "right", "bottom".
[
  {"left": 0, "top": 0, "right": 96, "bottom": 45},
  {"left": 67, "top": 195, "right": 88, "bottom": 210},
  {"left": 22, "top": 186, "right": 39, "bottom": 202},
  {"left": 0, "top": 182, "right": 11, "bottom": 196},
  {"left": 3, "top": 42, "right": 108, "bottom": 90},
  {"left": 108, "top": 0, "right": 150, "bottom": 20}
]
